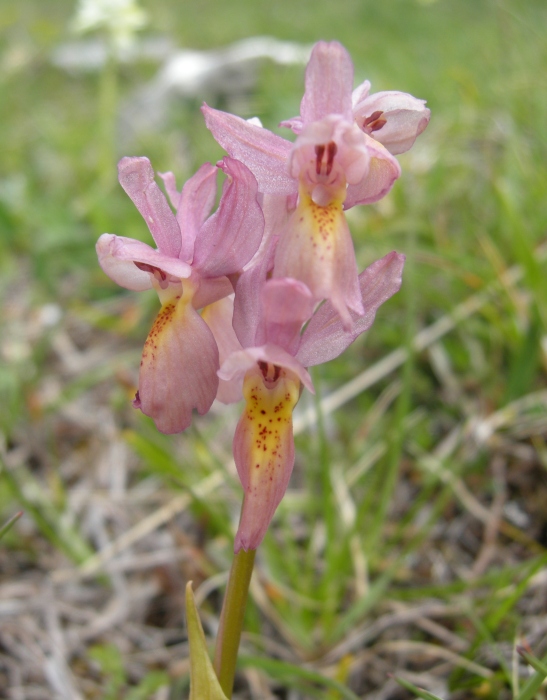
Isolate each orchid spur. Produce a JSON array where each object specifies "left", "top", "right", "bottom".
[
  {"left": 215, "top": 245, "right": 405, "bottom": 552},
  {"left": 202, "top": 41, "right": 429, "bottom": 329},
  {"left": 97, "top": 155, "right": 264, "bottom": 433}
]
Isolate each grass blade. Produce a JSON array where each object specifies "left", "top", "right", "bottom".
[
  {"left": 238, "top": 655, "right": 361, "bottom": 700},
  {"left": 393, "top": 675, "right": 445, "bottom": 700},
  {"left": 0, "top": 510, "right": 23, "bottom": 540},
  {"left": 516, "top": 645, "right": 547, "bottom": 700}
]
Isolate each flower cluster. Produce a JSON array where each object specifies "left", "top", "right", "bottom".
[{"left": 97, "top": 41, "right": 429, "bottom": 552}]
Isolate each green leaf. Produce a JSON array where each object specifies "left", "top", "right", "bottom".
[
  {"left": 393, "top": 675, "right": 445, "bottom": 700},
  {"left": 186, "top": 581, "right": 229, "bottom": 700},
  {"left": 126, "top": 671, "right": 170, "bottom": 700},
  {"left": 238, "top": 655, "right": 361, "bottom": 700},
  {"left": 517, "top": 647, "right": 547, "bottom": 676},
  {"left": 514, "top": 647, "right": 547, "bottom": 700},
  {"left": 0, "top": 461, "right": 92, "bottom": 563},
  {"left": 0, "top": 510, "right": 22, "bottom": 540},
  {"left": 88, "top": 643, "right": 126, "bottom": 700}
]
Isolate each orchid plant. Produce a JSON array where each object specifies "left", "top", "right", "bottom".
[{"left": 97, "top": 40, "right": 429, "bottom": 698}]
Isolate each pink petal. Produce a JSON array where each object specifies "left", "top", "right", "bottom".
[
  {"left": 232, "top": 367, "right": 300, "bottom": 552},
  {"left": 257, "top": 194, "right": 292, "bottom": 262},
  {"left": 157, "top": 170, "right": 181, "bottom": 210},
  {"left": 201, "top": 296, "right": 244, "bottom": 404},
  {"left": 261, "top": 278, "right": 314, "bottom": 355},
  {"left": 192, "top": 275, "right": 234, "bottom": 310},
  {"left": 296, "top": 251, "right": 405, "bottom": 367},
  {"left": 174, "top": 162, "right": 218, "bottom": 263},
  {"left": 351, "top": 80, "right": 371, "bottom": 106},
  {"left": 353, "top": 90, "right": 430, "bottom": 155},
  {"left": 274, "top": 191, "right": 363, "bottom": 330},
  {"left": 278, "top": 116, "right": 303, "bottom": 133},
  {"left": 289, "top": 116, "right": 370, "bottom": 204},
  {"left": 96, "top": 234, "right": 191, "bottom": 291},
  {"left": 344, "top": 136, "right": 401, "bottom": 208},
  {"left": 136, "top": 291, "right": 219, "bottom": 433},
  {"left": 118, "top": 157, "right": 182, "bottom": 258},
  {"left": 232, "top": 237, "right": 277, "bottom": 349},
  {"left": 219, "top": 344, "right": 314, "bottom": 394},
  {"left": 300, "top": 41, "right": 354, "bottom": 124},
  {"left": 217, "top": 348, "right": 258, "bottom": 382},
  {"left": 192, "top": 158, "right": 264, "bottom": 278},
  {"left": 202, "top": 104, "right": 295, "bottom": 195}
]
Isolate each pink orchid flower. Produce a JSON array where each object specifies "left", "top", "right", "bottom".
[
  {"left": 202, "top": 41, "right": 428, "bottom": 329},
  {"left": 214, "top": 246, "right": 405, "bottom": 552},
  {"left": 96, "top": 155, "right": 264, "bottom": 433}
]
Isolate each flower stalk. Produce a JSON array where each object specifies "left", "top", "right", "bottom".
[{"left": 213, "top": 547, "right": 256, "bottom": 697}]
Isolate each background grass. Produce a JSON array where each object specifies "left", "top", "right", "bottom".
[{"left": 1, "top": 0, "right": 547, "bottom": 698}]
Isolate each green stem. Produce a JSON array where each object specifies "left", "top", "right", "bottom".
[{"left": 213, "top": 548, "right": 256, "bottom": 697}]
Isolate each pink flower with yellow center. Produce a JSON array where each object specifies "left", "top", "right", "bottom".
[
  {"left": 96, "top": 155, "right": 264, "bottom": 433},
  {"left": 202, "top": 41, "right": 429, "bottom": 328},
  {"left": 209, "top": 243, "right": 405, "bottom": 551}
]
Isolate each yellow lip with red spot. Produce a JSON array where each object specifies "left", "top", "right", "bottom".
[
  {"left": 233, "top": 364, "right": 301, "bottom": 552},
  {"left": 274, "top": 181, "right": 361, "bottom": 329},
  {"left": 277, "top": 185, "right": 346, "bottom": 284}
]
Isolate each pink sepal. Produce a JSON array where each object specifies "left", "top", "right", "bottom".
[
  {"left": 96, "top": 234, "right": 191, "bottom": 291},
  {"left": 232, "top": 238, "right": 277, "bottom": 349},
  {"left": 261, "top": 278, "right": 314, "bottom": 355},
  {"left": 344, "top": 136, "right": 401, "bottom": 208},
  {"left": 278, "top": 116, "right": 303, "bottom": 133},
  {"left": 192, "top": 158, "right": 264, "bottom": 278},
  {"left": 160, "top": 163, "right": 218, "bottom": 264},
  {"left": 300, "top": 41, "right": 354, "bottom": 123},
  {"left": 259, "top": 194, "right": 291, "bottom": 257},
  {"left": 118, "top": 157, "right": 181, "bottom": 259},
  {"left": 296, "top": 251, "right": 405, "bottom": 367},
  {"left": 351, "top": 80, "right": 371, "bottom": 106},
  {"left": 352, "top": 89, "right": 431, "bottom": 155},
  {"left": 219, "top": 344, "right": 314, "bottom": 394},
  {"left": 192, "top": 276, "right": 234, "bottom": 310},
  {"left": 201, "top": 296, "right": 244, "bottom": 405},
  {"left": 157, "top": 170, "right": 180, "bottom": 210},
  {"left": 201, "top": 104, "right": 295, "bottom": 195},
  {"left": 136, "top": 293, "right": 219, "bottom": 433}
]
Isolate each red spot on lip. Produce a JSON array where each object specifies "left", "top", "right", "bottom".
[
  {"left": 314, "top": 141, "right": 338, "bottom": 177},
  {"left": 258, "top": 361, "right": 282, "bottom": 384},
  {"left": 135, "top": 261, "right": 166, "bottom": 278},
  {"left": 326, "top": 142, "right": 337, "bottom": 176},
  {"left": 363, "top": 110, "right": 387, "bottom": 134},
  {"left": 134, "top": 261, "right": 170, "bottom": 288},
  {"left": 314, "top": 144, "right": 325, "bottom": 175}
]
